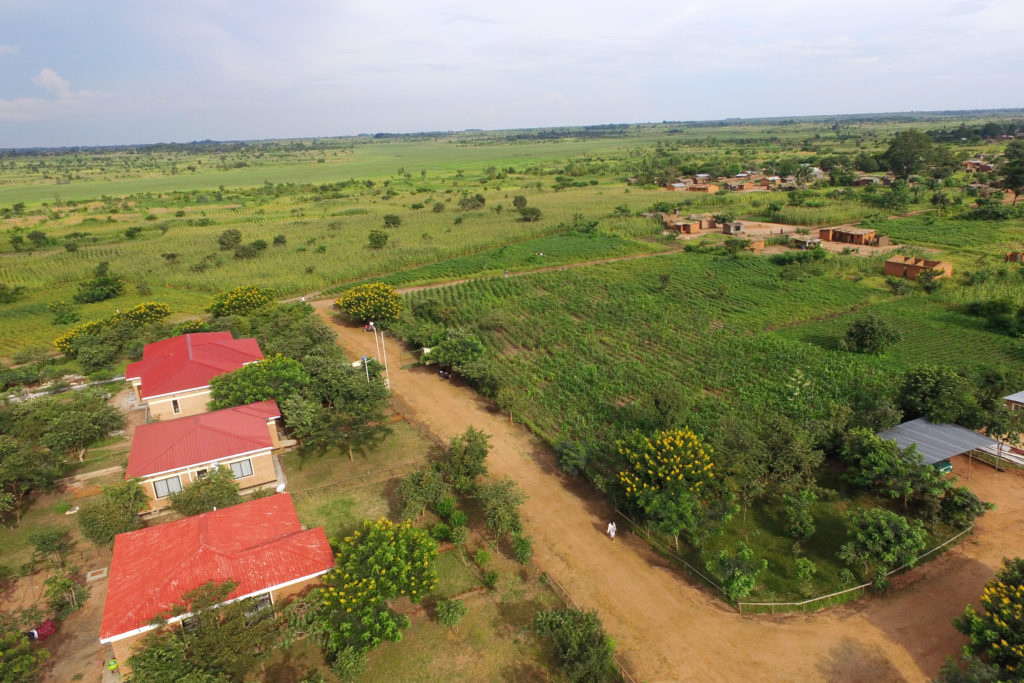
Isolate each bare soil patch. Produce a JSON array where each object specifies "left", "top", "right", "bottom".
[{"left": 315, "top": 300, "right": 1024, "bottom": 681}]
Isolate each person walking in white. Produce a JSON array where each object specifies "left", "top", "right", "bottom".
[{"left": 607, "top": 521, "right": 617, "bottom": 542}]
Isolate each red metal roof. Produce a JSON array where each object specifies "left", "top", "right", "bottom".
[
  {"left": 100, "top": 494, "right": 333, "bottom": 641},
  {"left": 125, "top": 332, "right": 264, "bottom": 400},
  {"left": 126, "top": 400, "right": 281, "bottom": 478}
]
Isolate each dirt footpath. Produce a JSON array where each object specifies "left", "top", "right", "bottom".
[{"left": 315, "top": 302, "right": 1023, "bottom": 682}]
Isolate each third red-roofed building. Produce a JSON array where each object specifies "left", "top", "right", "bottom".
[
  {"left": 99, "top": 493, "right": 334, "bottom": 674},
  {"left": 127, "top": 400, "right": 286, "bottom": 511},
  {"left": 125, "top": 332, "right": 264, "bottom": 420}
]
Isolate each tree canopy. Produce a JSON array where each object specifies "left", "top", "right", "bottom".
[
  {"left": 168, "top": 466, "right": 244, "bottom": 517},
  {"left": 335, "top": 283, "right": 402, "bottom": 323},
  {"left": 208, "top": 354, "right": 311, "bottom": 410}
]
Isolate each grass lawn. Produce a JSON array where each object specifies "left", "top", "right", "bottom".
[{"left": 284, "top": 418, "right": 434, "bottom": 539}]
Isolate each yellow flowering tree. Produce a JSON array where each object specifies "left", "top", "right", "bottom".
[
  {"left": 618, "top": 428, "right": 734, "bottom": 549},
  {"left": 335, "top": 283, "right": 402, "bottom": 323},
  {"left": 53, "top": 302, "right": 171, "bottom": 356},
  {"left": 311, "top": 519, "right": 438, "bottom": 663},
  {"left": 956, "top": 557, "right": 1024, "bottom": 677},
  {"left": 207, "top": 285, "right": 275, "bottom": 317}
]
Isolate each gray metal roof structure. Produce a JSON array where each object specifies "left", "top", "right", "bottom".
[
  {"left": 1004, "top": 390, "right": 1024, "bottom": 403},
  {"left": 876, "top": 417, "right": 1000, "bottom": 465}
]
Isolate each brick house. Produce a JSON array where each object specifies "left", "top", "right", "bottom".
[
  {"left": 126, "top": 400, "right": 286, "bottom": 511},
  {"left": 126, "top": 332, "right": 264, "bottom": 420},
  {"left": 818, "top": 226, "right": 877, "bottom": 245},
  {"left": 883, "top": 255, "right": 953, "bottom": 280},
  {"left": 99, "top": 494, "right": 334, "bottom": 675},
  {"left": 687, "top": 183, "right": 719, "bottom": 194}
]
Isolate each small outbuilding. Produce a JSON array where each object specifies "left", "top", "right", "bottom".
[{"left": 877, "top": 417, "right": 1001, "bottom": 472}]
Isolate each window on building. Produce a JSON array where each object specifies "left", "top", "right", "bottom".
[
  {"left": 153, "top": 475, "right": 183, "bottom": 498},
  {"left": 171, "top": 399, "right": 181, "bottom": 414},
  {"left": 195, "top": 469, "right": 208, "bottom": 479},
  {"left": 230, "top": 459, "right": 254, "bottom": 479}
]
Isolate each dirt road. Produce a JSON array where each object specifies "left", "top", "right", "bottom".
[{"left": 315, "top": 302, "right": 1024, "bottom": 682}]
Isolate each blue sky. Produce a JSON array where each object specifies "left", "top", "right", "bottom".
[{"left": 1, "top": 0, "right": 1022, "bottom": 147}]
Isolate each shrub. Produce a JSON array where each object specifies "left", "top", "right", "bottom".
[
  {"left": 74, "top": 261, "right": 124, "bottom": 303},
  {"left": 482, "top": 570, "right": 498, "bottom": 590},
  {"left": 0, "top": 284, "right": 26, "bottom": 304},
  {"left": 449, "top": 525, "right": 469, "bottom": 545},
  {"left": 448, "top": 509, "right": 468, "bottom": 528},
  {"left": 430, "top": 522, "right": 452, "bottom": 543},
  {"left": 273, "top": 234, "right": 287, "bottom": 246},
  {"left": 218, "top": 228, "right": 242, "bottom": 250},
  {"left": 706, "top": 542, "right": 767, "bottom": 600},
  {"left": 473, "top": 549, "right": 490, "bottom": 567},
  {"left": 432, "top": 495, "right": 456, "bottom": 520},
  {"left": 47, "top": 301, "right": 79, "bottom": 325},
  {"left": 367, "top": 230, "right": 389, "bottom": 249},
  {"left": 77, "top": 480, "right": 147, "bottom": 545},
  {"left": 840, "top": 315, "right": 902, "bottom": 354},
  {"left": 511, "top": 533, "right": 533, "bottom": 564},
  {"left": 383, "top": 214, "right": 402, "bottom": 228},
  {"left": 955, "top": 557, "right": 1024, "bottom": 679},
  {"left": 435, "top": 599, "right": 467, "bottom": 629},
  {"left": 534, "top": 608, "right": 616, "bottom": 683}
]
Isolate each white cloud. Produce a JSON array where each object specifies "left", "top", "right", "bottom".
[
  {"left": 32, "top": 68, "right": 72, "bottom": 99},
  {"left": 0, "top": 45, "right": 19, "bottom": 57}
]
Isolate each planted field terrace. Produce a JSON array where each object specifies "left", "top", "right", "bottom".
[{"left": 393, "top": 247, "right": 1024, "bottom": 600}]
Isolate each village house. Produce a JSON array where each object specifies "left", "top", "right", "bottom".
[
  {"left": 99, "top": 493, "right": 334, "bottom": 675},
  {"left": 1006, "top": 252, "right": 1024, "bottom": 263},
  {"left": 126, "top": 332, "right": 264, "bottom": 420},
  {"left": 761, "top": 176, "right": 781, "bottom": 188},
  {"left": 818, "top": 226, "right": 878, "bottom": 245},
  {"left": 1005, "top": 390, "right": 1024, "bottom": 412},
  {"left": 854, "top": 175, "right": 883, "bottom": 187},
  {"left": 687, "top": 183, "right": 719, "bottom": 194},
  {"left": 126, "top": 400, "right": 287, "bottom": 511},
  {"left": 724, "top": 181, "right": 755, "bottom": 191},
  {"left": 884, "top": 255, "right": 953, "bottom": 280},
  {"left": 963, "top": 159, "right": 996, "bottom": 173},
  {"left": 662, "top": 212, "right": 715, "bottom": 234}
]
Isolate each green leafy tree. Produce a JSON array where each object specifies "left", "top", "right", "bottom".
[
  {"left": 955, "top": 558, "right": 1024, "bottom": 679},
  {"left": 999, "top": 139, "right": 1024, "bottom": 205},
  {"left": 45, "top": 566, "right": 88, "bottom": 620},
  {"left": 209, "top": 354, "right": 311, "bottom": 409},
  {"left": 398, "top": 468, "right": 451, "bottom": 519},
  {"left": 46, "top": 301, "right": 79, "bottom": 325},
  {"left": 78, "top": 479, "right": 148, "bottom": 545},
  {"left": 783, "top": 488, "right": 817, "bottom": 540},
  {"left": 838, "top": 507, "right": 927, "bottom": 586},
  {"left": 217, "top": 228, "right": 242, "bottom": 250},
  {"left": 883, "top": 129, "right": 935, "bottom": 179},
  {"left": 382, "top": 214, "right": 402, "bottom": 228},
  {"left": 37, "top": 392, "right": 123, "bottom": 462},
  {"left": 519, "top": 206, "right": 543, "bottom": 222},
  {"left": 534, "top": 608, "right": 617, "bottom": 683},
  {"left": 0, "top": 613, "right": 49, "bottom": 681},
  {"left": 127, "top": 580, "right": 281, "bottom": 682},
  {"left": 618, "top": 427, "right": 735, "bottom": 549},
  {"left": 168, "top": 466, "right": 243, "bottom": 517},
  {"left": 0, "top": 436, "right": 64, "bottom": 522},
  {"left": 74, "top": 261, "right": 124, "bottom": 303},
  {"left": 474, "top": 476, "right": 526, "bottom": 539},
  {"left": 940, "top": 486, "right": 993, "bottom": 529},
  {"left": 422, "top": 332, "right": 484, "bottom": 372},
  {"left": 899, "top": 365, "right": 977, "bottom": 425},
  {"left": 309, "top": 519, "right": 438, "bottom": 663},
  {"left": 840, "top": 315, "right": 902, "bottom": 354},
  {"left": 512, "top": 195, "right": 528, "bottom": 210},
  {"left": 706, "top": 542, "right": 767, "bottom": 600},
  {"left": 367, "top": 229, "right": 389, "bottom": 249},
  {"left": 438, "top": 426, "right": 491, "bottom": 493}
]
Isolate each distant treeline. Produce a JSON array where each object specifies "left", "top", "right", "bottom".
[{"left": 927, "top": 120, "right": 1024, "bottom": 143}]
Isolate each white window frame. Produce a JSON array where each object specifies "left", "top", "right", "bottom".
[
  {"left": 153, "top": 475, "right": 182, "bottom": 499},
  {"left": 230, "top": 459, "right": 254, "bottom": 479}
]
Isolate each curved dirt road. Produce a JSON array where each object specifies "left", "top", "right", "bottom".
[{"left": 315, "top": 301, "right": 1023, "bottom": 682}]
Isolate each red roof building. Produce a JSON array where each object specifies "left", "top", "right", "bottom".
[
  {"left": 125, "top": 332, "right": 263, "bottom": 420},
  {"left": 127, "top": 401, "right": 284, "bottom": 510},
  {"left": 99, "top": 494, "right": 333, "bottom": 668}
]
